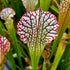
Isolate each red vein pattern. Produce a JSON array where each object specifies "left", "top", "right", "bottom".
[
  {"left": 0, "top": 8, "right": 15, "bottom": 20},
  {"left": 58, "top": 0, "right": 70, "bottom": 33},
  {"left": 0, "top": 35, "right": 10, "bottom": 63},
  {"left": 17, "top": 8, "right": 59, "bottom": 46}
]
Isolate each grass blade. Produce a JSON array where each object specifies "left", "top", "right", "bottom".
[
  {"left": 1, "top": 0, "right": 8, "bottom": 7},
  {"left": 49, "top": 0, "right": 70, "bottom": 60},
  {"left": 40, "top": 0, "right": 52, "bottom": 11},
  {"left": 51, "top": 40, "right": 68, "bottom": 70},
  {"left": 5, "top": 20, "right": 24, "bottom": 69},
  {"left": 50, "top": 5, "right": 59, "bottom": 14},
  {"left": 0, "top": 21, "right": 5, "bottom": 36},
  {"left": 6, "top": 50, "right": 16, "bottom": 70}
]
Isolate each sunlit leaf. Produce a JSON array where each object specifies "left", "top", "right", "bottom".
[
  {"left": 51, "top": 40, "right": 68, "bottom": 70},
  {"left": 40, "top": 0, "right": 51, "bottom": 11}
]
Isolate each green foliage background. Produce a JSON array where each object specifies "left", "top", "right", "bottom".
[{"left": 0, "top": 0, "right": 70, "bottom": 70}]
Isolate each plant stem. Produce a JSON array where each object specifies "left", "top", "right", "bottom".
[
  {"left": 42, "top": 62, "right": 46, "bottom": 70},
  {"left": 5, "top": 19, "right": 23, "bottom": 70},
  {"left": 29, "top": 43, "right": 44, "bottom": 70}
]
